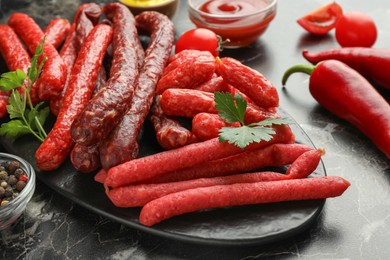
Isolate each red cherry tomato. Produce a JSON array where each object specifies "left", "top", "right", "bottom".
[
  {"left": 297, "top": 2, "right": 343, "bottom": 35},
  {"left": 175, "top": 28, "right": 221, "bottom": 57},
  {"left": 335, "top": 12, "right": 377, "bottom": 47}
]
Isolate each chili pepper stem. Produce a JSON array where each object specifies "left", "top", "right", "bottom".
[{"left": 282, "top": 64, "right": 316, "bottom": 86}]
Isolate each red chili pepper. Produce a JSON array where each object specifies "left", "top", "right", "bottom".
[
  {"left": 302, "top": 48, "right": 390, "bottom": 91},
  {"left": 282, "top": 60, "right": 390, "bottom": 159}
]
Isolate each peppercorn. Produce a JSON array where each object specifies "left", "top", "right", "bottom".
[
  {"left": 15, "top": 181, "right": 26, "bottom": 192},
  {"left": 0, "top": 160, "right": 29, "bottom": 207},
  {"left": 7, "top": 160, "right": 21, "bottom": 174},
  {"left": 0, "top": 186, "right": 5, "bottom": 198},
  {"left": 0, "top": 170, "right": 8, "bottom": 181}
]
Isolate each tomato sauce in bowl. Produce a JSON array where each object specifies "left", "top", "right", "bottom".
[{"left": 188, "top": 0, "right": 277, "bottom": 47}]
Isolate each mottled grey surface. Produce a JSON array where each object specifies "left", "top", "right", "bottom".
[{"left": 1, "top": 0, "right": 390, "bottom": 259}]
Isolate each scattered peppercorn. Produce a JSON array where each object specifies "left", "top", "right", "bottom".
[{"left": 0, "top": 160, "right": 28, "bottom": 207}]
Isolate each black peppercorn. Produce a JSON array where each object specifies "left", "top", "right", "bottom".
[{"left": 0, "top": 160, "right": 29, "bottom": 207}]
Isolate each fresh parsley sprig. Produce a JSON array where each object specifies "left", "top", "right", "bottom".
[
  {"left": 0, "top": 38, "right": 49, "bottom": 142},
  {"left": 214, "top": 92, "right": 292, "bottom": 149}
]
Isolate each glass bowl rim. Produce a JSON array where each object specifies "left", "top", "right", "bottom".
[
  {"left": 0, "top": 152, "right": 35, "bottom": 211},
  {"left": 188, "top": 0, "right": 277, "bottom": 19}
]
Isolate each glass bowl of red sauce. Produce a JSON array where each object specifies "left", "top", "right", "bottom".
[{"left": 188, "top": 0, "right": 277, "bottom": 47}]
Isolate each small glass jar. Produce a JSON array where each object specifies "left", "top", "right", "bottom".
[
  {"left": 188, "top": 0, "right": 277, "bottom": 47},
  {"left": 0, "top": 153, "right": 36, "bottom": 230}
]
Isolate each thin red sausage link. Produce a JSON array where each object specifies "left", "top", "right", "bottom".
[
  {"left": 95, "top": 169, "right": 107, "bottom": 184},
  {"left": 0, "top": 25, "right": 31, "bottom": 72},
  {"left": 162, "top": 50, "right": 214, "bottom": 77},
  {"left": 156, "top": 59, "right": 215, "bottom": 94},
  {"left": 8, "top": 13, "right": 67, "bottom": 101},
  {"left": 0, "top": 24, "right": 31, "bottom": 113},
  {"left": 51, "top": 3, "right": 103, "bottom": 116},
  {"left": 70, "top": 143, "right": 101, "bottom": 173},
  {"left": 140, "top": 176, "right": 350, "bottom": 226},
  {"left": 150, "top": 96, "right": 197, "bottom": 150},
  {"left": 98, "top": 11, "right": 174, "bottom": 169},
  {"left": 0, "top": 93, "right": 9, "bottom": 118},
  {"left": 193, "top": 75, "right": 229, "bottom": 93},
  {"left": 286, "top": 148, "right": 325, "bottom": 179},
  {"left": 160, "top": 89, "right": 217, "bottom": 118},
  {"left": 160, "top": 88, "right": 279, "bottom": 123},
  {"left": 192, "top": 113, "right": 239, "bottom": 141},
  {"left": 168, "top": 49, "right": 211, "bottom": 63},
  {"left": 70, "top": 3, "right": 140, "bottom": 146},
  {"left": 43, "top": 18, "right": 70, "bottom": 49},
  {"left": 215, "top": 57, "right": 279, "bottom": 108},
  {"left": 35, "top": 24, "right": 113, "bottom": 171},
  {"left": 75, "top": 3, "right": 102, "bottom": 51},
  {"left": 104, "top": 124, "right": 294, "bottom": 188},
  {"left": 53, "top": 4, "right": 92, "bottom": 114},
  {"left": 143, "top": 143, "right": 309, "bottom": 184},
  {"left": 224, "top": 84, "right": 279, "bottom": 121},
  {"left": 108, "top": 171, "right": 290, "bottom": 208},
  {"left": 69, "top": 66, "right": 107, "bottom": 173}
]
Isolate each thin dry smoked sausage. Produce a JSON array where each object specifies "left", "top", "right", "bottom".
[
  {"left": 0, "top": 25, "right": 31, "bottom": 117},
  {"left": 8, "top": 13, "right": 67, "bottom": 101},
  {"left": 35, "top": 24, "right": 113, "bottom": 171},
  {"left": 99, "top": 11, "right": 174, "bottom": 169},
  {"left": 139, "top": 176, "right": 350, "bottom": 226},
  {"left": 104, "top": 125, "right": 293, "bottom": 188},
  {"left": 70, "top": 3, "right": 141, "bottom": 146}
]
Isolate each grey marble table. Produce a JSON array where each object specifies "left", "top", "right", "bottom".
[{"left": 0, "top": 0, "right": 389, "bottom": 259}]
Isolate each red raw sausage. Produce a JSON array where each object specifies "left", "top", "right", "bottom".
[
  {"left": 104, "top": 125, "right": 293, "bottom": 188},
  {"left": 162, "top": 50, "right": 214, "bottom": 77},
  {"left": 98, "top": 11, "right": 174, "bottom": 169},
  {"left": 160, "top": 88, "right": 278, "bottom": 123},
  {"left": 156, "top": 58, "right": 215, "bottom": 94},
  {"left": 142, "top": 143, "right": 310, "bottom": 184},
  {"left": 108, "top": 171, "right": 291, "bottom": 208},
  {"left": 286, "top": 148, "right": 325, "bottom": 179},
  {"left": 215, "top": 57, "right": 279, "bottom": 108},
  {"left": 35, "top": 24, "right": 113, "bottom": 171},
  {"left": 192, "top": 113, "right": 239, "bottom": 141},
  {"left": 193, "top": 75, "right": 228, "bottom": 93},
  {"left": 43, "top": 18, "right": 71, "bottom": 49},
  {"left": 70, "top": 3, "right": 141, "bottom": 146},
  {"left": 139, "top": 176, "right": 350, "bottom": 226},
  {"left": 8, "top": 13, "right": 67, "bottom": 101}
]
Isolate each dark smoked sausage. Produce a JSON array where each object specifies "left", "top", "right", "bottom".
[
  {"left": 99, "top": 11, "right": 174, "bottom": 169},
  {"left": 43, "top": 18, "right": 71, "bottom": 49},
  {"left": 8, "top": 13, "right": 67, "bottom": 101},
  {"left": 70, "top": 3, "right": 141, "bottom": 146},
  {"left": 35, "top": 24, "right": 113, "bottom": 171},
  {"left": 50, "top": 3, "right": 103, "bottom": 116},
  {"left": 149, "top": 96, "right": 197, "bottom": 150}
]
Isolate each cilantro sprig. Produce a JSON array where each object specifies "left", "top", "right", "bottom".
[
  {"left": 0, "top": 38, "right": 49, "bottom": 142},
  {"left": 215, "top": 92, "right": 292, "bottom": 149}
]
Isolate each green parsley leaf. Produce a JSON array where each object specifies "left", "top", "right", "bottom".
[
  {"left": 0, "top": 120, "right": 31, "bottom": 139},
  {"left": 219, "top": 125, "right": 276, "bottom": 149},
  {"left": 0, "top": 37, "right": 48, "bottom": 142},
  {"left": 215, "top": 92, "right": 292, "bottom": 149},
  {"left": 0, "top": 69, "right": 27, "bottom": 91},
  {"left": 214, "top": 91, "right": 246, "bottom": 125}
]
